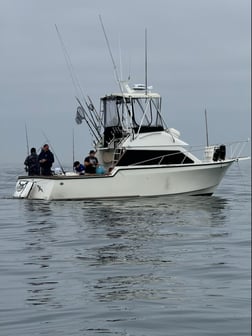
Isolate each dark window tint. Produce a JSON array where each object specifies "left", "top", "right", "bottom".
[{"left": 117, "top": 150, "right": 194, "bottom": 166}]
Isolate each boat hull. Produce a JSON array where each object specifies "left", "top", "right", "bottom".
[{"left": 13, "top": 160, "right": 234, "bottom": 200}]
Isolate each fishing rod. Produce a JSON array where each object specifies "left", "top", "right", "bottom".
[
  {"left": 75, "top": 97, "right": 101, "bottom": 141},
  {"left": 25, "top": 123, "right": 29, "bottom": 156},
  {"left": 41, "top": 131, "right": 66, "bottom": 174},
  {"left": 76, "top": 97, "right": 99, "bottom": 132},
  {"left": 84, "top": 97, "right": 99, "bottom": 130},
  {"left": 72, "top": 128, "right": 75, "bottom": 167},
  {"left": 87, "top": 95, "right": 104, "bottom": 127}
]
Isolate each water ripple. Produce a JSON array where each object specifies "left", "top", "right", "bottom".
[{"left": 0, "top": 163, "right": 250, "bottom": 336}]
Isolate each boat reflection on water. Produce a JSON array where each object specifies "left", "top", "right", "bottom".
[
  {"left": 21, "top": 194, "right": 230, "bottom": 308},
  {"left": 73, "top": 195, "right": 229, "bottom": 303},
  {"left": 23, "top": 201, "right": 61, "bottom": 307}
]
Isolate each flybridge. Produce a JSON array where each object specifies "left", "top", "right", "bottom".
[
  {"left": 75, "top": 80, "right": 165, "bottom": 146},
  {"left": 100, "top": 82, "right": 166, "bottom": 147}
]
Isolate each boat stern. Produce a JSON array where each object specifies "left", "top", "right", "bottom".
[
  {"left": 13, "top": 177, "right": 55, "bottom": 200},
  {"left": 13, "top": 178, "right": 35, "bottom": 198}
]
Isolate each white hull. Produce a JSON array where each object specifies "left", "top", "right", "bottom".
[{"left": 13, "top": 160, "right": 234, "bottom": 200}]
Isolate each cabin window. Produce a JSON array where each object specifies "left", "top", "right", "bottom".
[
  {"left": 117, "top": 150, "right": 194, "bottom": 166},
  {"left": 103, "top": 98, "right": 120, "bottom": 127}
]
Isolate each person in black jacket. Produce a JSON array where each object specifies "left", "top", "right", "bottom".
[
  {"left": 24, "top": 147, "right": 40, "bottom": 176},
  {"left": 84, "top": 150, "right": 98, "bottom": 174},
  {"left": 38, "top": 144, "right": 54, "bottom": 176}
]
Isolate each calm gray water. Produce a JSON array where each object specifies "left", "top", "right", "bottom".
[{"left": 0, "top": 162, "right": 251, "bottom": 336}]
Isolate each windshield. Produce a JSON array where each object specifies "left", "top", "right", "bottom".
[{"left": 102, "top": 96, "right": 163, "bottom": 129}]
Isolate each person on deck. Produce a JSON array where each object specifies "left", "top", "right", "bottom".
[
  {"left": 73, "top": 161, "right": 85, "bottom": 175},
  {"left": 38, "top": 144, "right": 54, "bottom": 176},
  {"left": 84, "top": 150, "right": 98, "bottom": 174},
  {"left": 24, "top": 147, "right": 40, "bottom": 176}
]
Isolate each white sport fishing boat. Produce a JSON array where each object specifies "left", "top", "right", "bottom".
[
  {"left": 14, "top": 21, "right": 249, "bottom": 200},
  {"left": 13, "top": 80, "right": 248, "bottom": 200}
]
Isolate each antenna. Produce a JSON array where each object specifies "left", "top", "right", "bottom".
[
  {"left": 145, "top": 28, "right": 148, "bottom": 96},
  {"left": 205, "top": 109, "right": 209, "bottom": 147}
]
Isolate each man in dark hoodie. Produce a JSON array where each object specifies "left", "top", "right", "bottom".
[
  {"left": 38, "top": 144, "right": 54, "bottom": 176},
  {"left": 24, "top": 147, "right": 40, "bottom": 176},
  {"left": 84, "top": 150, "right": 98, "bottom": 174}
]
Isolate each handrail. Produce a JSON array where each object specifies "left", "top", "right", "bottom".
[
  {"left": 112, "top": 139, "right": 250, "bottom": 167},
  {"left": 130, "top": 151, "right": 187, "bottom": 166},
  {"left": 186, "top": 139, "right": 250, "bottom": 160}
]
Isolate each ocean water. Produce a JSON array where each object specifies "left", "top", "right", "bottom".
[{"left": 0, "top": 161, "right": 251, "bottom": 336}]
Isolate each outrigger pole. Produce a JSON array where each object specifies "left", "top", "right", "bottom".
[
  {"left": 99, "top": 15, "right": 121, "bottom": 88},
  {"left": 99, "top": 15, "right": 132, "bottom": 131},
  {"left": 55, "top": 24, "right": 101, "bottom": 142}
]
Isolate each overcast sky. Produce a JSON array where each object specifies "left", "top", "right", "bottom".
[{"left": 0, "top": 0, "right": 250, "bottom": 166}]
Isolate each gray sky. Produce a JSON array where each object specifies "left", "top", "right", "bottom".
[{"left": 0, "top": 0, "right": 250, "bottom": 166}]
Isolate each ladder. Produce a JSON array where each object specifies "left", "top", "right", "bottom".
[
  {"left": 112, "top": 147, "right": 124, "bottom": 166},
  {"left": 111, "top": 133, "right": 130, "bottom": 166}
]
